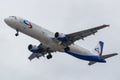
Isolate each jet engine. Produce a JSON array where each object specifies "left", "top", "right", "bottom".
[
  {"left": 54, "top": 32, "right": 67, "bottom": 42},
  {"left": 28, "top": 44, "right": 53, "bottom": 59},
  {"left": 28, "top": 44, "right": 41, "bottom": 53}
]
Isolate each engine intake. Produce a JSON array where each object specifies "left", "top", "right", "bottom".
[
  {"left": 28, "top": 44, "right": 38, "bottom": 51},
  {"left": 55, "top": 32, "right": 66, "bottom": 38},
  {"left": 54, "top": 32, "right": 67, "bottom": 42},
  {"left": 28, "top": 44, "right": 41, "bottom": 53},
  {"left": 55, "top": 32, "right": 59, "bottom": 38}
]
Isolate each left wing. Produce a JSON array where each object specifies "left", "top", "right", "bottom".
[
  {"left": 65, "top": 24, "right": 109, "bottom": 45},
  {"left": 28, "top": 50, "right": 55, "bottom": 61},
  {"left": 28, "top": 44, "right": 56, "bottom": 61},
  {"left": 28, "top": 52, "right": 46, "bottom": 61}
]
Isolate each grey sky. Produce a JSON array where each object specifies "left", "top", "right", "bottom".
[{"left": 0, "top": 0, "right": 120, "bottom": 80}]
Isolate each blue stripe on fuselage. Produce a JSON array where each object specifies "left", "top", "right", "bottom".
[
  {"left": 65, "top": 51, "right": 106, "bottom": 63},
  {"left": 57, "top": 37, "right": 67, "bottom": 42}
]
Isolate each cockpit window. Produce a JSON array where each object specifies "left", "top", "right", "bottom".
[{"left": 9, "top": 16, "right": 17, "bottom": 19}]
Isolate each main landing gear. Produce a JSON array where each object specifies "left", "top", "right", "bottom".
[
  {"left": 47, "top": 53, "right": 52, "bottom": 59},
  {"left": 15, "top": 29, "right": 19, "bottom": 36},
  {"left": 64, "top": 47, "right": 70, "bottom": 52}
]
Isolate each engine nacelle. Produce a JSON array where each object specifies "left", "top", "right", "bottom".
[
  {"left": 54, "top": 32, "right": 67, "bottom": 42},
  {"left": 28, "top": 44, "right": 41, "bottom": 53}
]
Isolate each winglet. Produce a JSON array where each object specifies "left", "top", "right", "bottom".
[
  {"left": 106, "top": 24, "right": 110, "bottom": 27},
  {"left": 103, "top": 24, "right": 110, "bottom": 27}
]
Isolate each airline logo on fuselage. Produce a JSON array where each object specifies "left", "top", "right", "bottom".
[{"left": 23, "top": 20, "right": 32, "bottom": 29}]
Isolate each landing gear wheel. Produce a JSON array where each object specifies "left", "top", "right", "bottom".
[
  {"left": 15, "top": 29, "right": 19, "bottom": 36},
  {"left": 47, "top": 54, "right": 52, "bottom": 59},
  {"left": 15, "top": 33, "right": 19, "bottom": 36},
  {"left": 64, "top": 47, "right": 70, "bottom": 52},
  {"left": 55, "top": 32, "right": 59, "bottom": 38},
  {"left": 36, "top": 56, "right": 40, "bottom": 59}
]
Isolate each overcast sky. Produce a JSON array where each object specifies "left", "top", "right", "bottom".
[{"left": 0, "top": 0, "right": 120, "bottom": 80}]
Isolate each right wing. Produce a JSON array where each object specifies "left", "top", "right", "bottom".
[{"left": 65, "top": 24, "right": 109, "bottom": 46}]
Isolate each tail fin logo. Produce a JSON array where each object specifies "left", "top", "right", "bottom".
[
  {"left": 95, "top": 47, "right": 100, "bottom": 54},
  {"left": 94, "top": 44, "right": 101, "bottom": 56},
  {"left": 93, "top": 41, "right": 104, "bottom": 56}
]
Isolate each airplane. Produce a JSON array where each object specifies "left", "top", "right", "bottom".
[{"left": 4, "top": 16, "right": 118, "bottom": 65}]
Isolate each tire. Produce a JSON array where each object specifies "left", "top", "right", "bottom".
[
  {"left": 15, "top": 33, "right": 19, "bottom": 36},
  {"left": 47, "top": 54, "right": 52, "bottom": 59},
  {"left": 64, "top": 47, "right": 70, "bottom": 52}
]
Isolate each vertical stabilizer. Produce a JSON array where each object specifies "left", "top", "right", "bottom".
[{"left": 93, "top": 41, "right": 104, "bottom": 56}]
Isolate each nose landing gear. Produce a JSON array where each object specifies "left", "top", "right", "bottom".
[{"left": 15, "top": 29, "right": 19, "bottom": 36}]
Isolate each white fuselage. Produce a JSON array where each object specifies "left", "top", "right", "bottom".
[{"left": 4, "top": 16, "right": 96, "bottom": 57}]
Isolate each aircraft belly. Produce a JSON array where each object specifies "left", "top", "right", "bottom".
[
  {"left": 65, "top": 45, "right": 104, "bottom": 62},
  {"left": 69, "top": 45, "right": 94, "bottom": 56},
  {"left": 66, "top": 51, "right": 103, "bottom": 62},
  {"left": 45, "top": 40, "right": 64, "bottom": 52},
  {"left": 25, "top": 29, "right": 64, "bottom": 51},
  {"left": 18, "top": 24, "right": 97, "bottom": 56}
]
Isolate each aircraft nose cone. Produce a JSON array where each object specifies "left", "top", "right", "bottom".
[{"left": 4, "top": 18, "right": 10, "bottom": 24}]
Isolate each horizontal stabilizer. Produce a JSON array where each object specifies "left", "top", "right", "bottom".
[
  {"left": 88, "top": 53, "right": 118, "bottom": 66},
  {"left": 88, "top": 61, "right": 96, "bottom": 65},
  {"left": 99, "top": 53, "right": 118, "bottom": 60}
]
